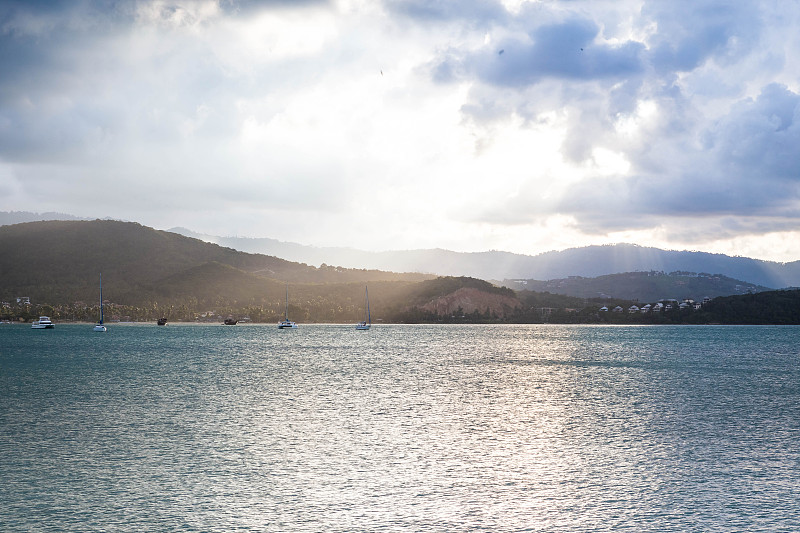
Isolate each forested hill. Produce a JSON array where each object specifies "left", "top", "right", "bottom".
[
  {"left": 169, "top": 227, "right": 800, "bottom": 289},
  {"left": 0, "top": 220, "right": 430, "bottom": 305},
  {"left": 510, "top": 271, "right": 772, "bottom": 303}
]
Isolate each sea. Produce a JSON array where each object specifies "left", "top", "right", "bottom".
[{"left": 1, "top": 323, "right": 799, "bottom": 532}]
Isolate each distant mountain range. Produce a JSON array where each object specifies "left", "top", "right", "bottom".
[
  {"left": 0, "top": 211, "right": 92, "bottom": 225},
  {"left": 2, "top": 212, "right": 798, "bottom": 289},
  {"left": 1, "top": 219, "right": 795, "bottom": 323},
  {"left": 168, "top": 227, "right": 800, "bottom": 289}
]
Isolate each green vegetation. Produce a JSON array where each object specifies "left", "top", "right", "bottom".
[
  {"left": 2, "top": 221, "right": 797, "bottom": 325},
  {"left": 510, "top": 271, "right": 771, "bottom": 302},
  {"left": 697, "top": 289, "right": 800, "bottom": 324}
]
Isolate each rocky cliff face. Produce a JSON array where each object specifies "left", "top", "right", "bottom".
[{"left": 420, "top": 287, "right": 521, "bottom": 318}]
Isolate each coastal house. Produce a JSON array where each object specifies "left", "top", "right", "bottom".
[
  {"left": 612, "top": 306, "right": 624, "bottom": 313},
  {"left": 599, "top": 306, "right": 608, "bottom": 312},
  {"left": 628, "top": 305, "right": 640, "bottom": 313}
]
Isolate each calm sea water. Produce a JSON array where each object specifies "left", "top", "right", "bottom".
[{"left": 1, "top": 323, "right": 799, "bottom": 532}]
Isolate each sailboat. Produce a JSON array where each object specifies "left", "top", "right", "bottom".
[
  {"left": 356, "top": 286, "right": 371, "bottom": 330},
  {"left": 93, "top": 274, "right": 107, "bottom": 332},
  {"left": 278, "top": 283, "right": 298, "bottom": 329}
]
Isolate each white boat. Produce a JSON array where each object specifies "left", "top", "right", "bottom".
[
  {"left": 93, "top": 274, "right": 107, "bottom": 332},
  {"left": 356, "top": 286, "right": 371, "bottom": 330},
  {"left": 278, "top": 284, "right": 298, "bottom": 329},
  {"left": 31, "top": 316, "right": 54, "bottom": 329}
]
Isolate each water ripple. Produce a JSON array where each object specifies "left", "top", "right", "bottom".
[{"left": 1, "top": 324, "right": 799, "bottom": 531}]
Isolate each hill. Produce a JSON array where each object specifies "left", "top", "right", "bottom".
[
  {"left": 509, "top": 271, "right": 772, "bottom": 302},
  {"left": 4, "top": 214, "right": 798, "bottom": 288},
  {"left": 697, "top": 289, "right": 800, "bottom": 324},
  {"left": 2, "top": 219, "right": 796, "bottom": 325},
  {"left": 0, "top": 211, "right": 91, "bottom": 225},
  {"left": 1, "top": 221, "right": 525, "bottom": 324},
  {"left": 558, "top": 289, "right": 800, "bottom": 325},
  {"left": 168, "top": 228, "right": 800, "bottom": 289},
  {"left": 0, "top": 222, "right": 527, "bottom": 323},
  {"left": 0, "top": 220, "right": 430, "bottom": 308}
]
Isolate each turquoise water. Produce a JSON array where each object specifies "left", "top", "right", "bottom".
[{"left": 1, "top": 323, "right": 799, "bottom": 532}]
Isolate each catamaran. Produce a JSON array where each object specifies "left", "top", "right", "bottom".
[
  {"left": 93, "top": 274, "right": 107, "bottom": 332},
  {"left": 278, "top": 283, "right": 298, "bottom": 329},
  {"left": 356, "top": 286, "right": 371, "bottom": 330}
]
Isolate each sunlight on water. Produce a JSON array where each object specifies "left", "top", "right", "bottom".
[{"left": 1, "top": 324, "right": 799, "bottom": 531}]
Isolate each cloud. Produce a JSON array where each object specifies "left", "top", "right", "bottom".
[
  {"left": 554, "top": 83, "right": 800, "bottom": 233},
  {"left": 419, "top": 0, "right": 800, "bottom": 251},
  {"left": 431, "top": 16, "right": 644, "bottom": 88},
  {"left": 1, "top": 0, "right": 800, "bottom": 261},
  {"left": 383, "top": 0, "right": 507, "bottom": 27},
  {"left": 644, "top": 1, "right": 763, "bottom": 74}
]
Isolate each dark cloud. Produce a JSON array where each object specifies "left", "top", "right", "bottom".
[
  {"left": 556, "top": 83, "right": 800, "bottom": 233},
  {"left": 219, "top": 0, "right": 332, "bottom": 15},
  {"left": 383, "top": 0, "right": 507, "bottom": 27},
  {"left": 644, "top": 1, "right": 763, "bottom": 74},
  {"left": 433, "top": 17, "right": 644, "bottom": 88},
  {"left": 709, "top": 83, "right": 800, "bottom": 181}
]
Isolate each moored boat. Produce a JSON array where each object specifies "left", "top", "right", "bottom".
[
  {"left": 157, "top": 317, "right": 167, "bottom": 326},
  {"left": 31, "top": 316, "right": 55, "bottom": 329},
  {"left": 356, "top": 286, "right": 371, "bottom": 330},
  {"left": 93, "top": 274, "right": 107, "bottom": 332},
  {"left": 278, "top": 284, "right": 298, "bottom": 329}
]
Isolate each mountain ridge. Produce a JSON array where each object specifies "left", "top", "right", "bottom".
[
  {"left": 2, "top": 212, "right": 797, "bottom": 288},
  {"left": 0, "top": 220, "right": 431, "bottom": 306},
  {"left": 1, "top": 219, "right": 793, "bottom": 324},
  {"left": 168, "top": 227, "right": 800, "bottom": 288}
]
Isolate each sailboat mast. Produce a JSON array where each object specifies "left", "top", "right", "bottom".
[
  {"left": 99, "top": 273, "right": 104, "bottom": 324},
  {"left": 366, "top": 286, "right": 370, "bottom": 325},
  {"left": 285, "top": 283, "right": 289, "bottom": 320}
]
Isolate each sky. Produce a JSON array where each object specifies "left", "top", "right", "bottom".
[{"left": 1, "top": 0, "right": 800, "bottom": 262}]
